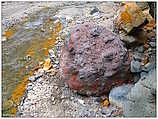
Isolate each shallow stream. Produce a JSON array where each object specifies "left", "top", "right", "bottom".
[{"left": 2, "top": 7, "right": 63, "bottom": 116}]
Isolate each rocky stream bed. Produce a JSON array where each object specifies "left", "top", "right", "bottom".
[{"left": 2, "top": 1, "right": 156, "bottom": 117}]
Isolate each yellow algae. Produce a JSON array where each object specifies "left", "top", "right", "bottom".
[
  {"left": 120, "top": 10, "right": 132, "bottom": 24},
  {"left": 10, "top": 107, "right": 16, "bottom": 115},
  {"left": 40, "top": 37, "right": 56, "bottom": 56},
  {"left": 43, "top": 58, "right": 52, "bottom": 71},
  {"left": 25, "top": 39, "right": 38, "bottom": 56},
  {"left": 4, "top": 28, "right": 14, "bottom": 39},
  {"left": 10, "top": 76, "right": 28, "bottom": 104},
  {"left": 7, "top": 100, "right": 14, "bottom": 107},
  {"left": 55, "top": 22, "right": 62, "bottom": 32},
  {"left": 103, "top": 98, "right": 110, "bottom": 107},
  {"left": 119, "top": 2, "right": 145, "bottom": 33},
  {"left": 40, "top": 22, "right": 62, "bottom": 56},
  {"left": 7, "top": 76, "right": 28, "bottom": 116}
]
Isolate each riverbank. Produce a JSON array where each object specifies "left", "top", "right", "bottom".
[{"left": 2, "top": 1, "right": 156, "bottom": 117}]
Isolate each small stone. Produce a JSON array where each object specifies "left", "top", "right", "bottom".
[
  {"left": 43, "top": 58, "right": 52, "bottom": 71},
  {"left": 40, "top": 28, "right": 45, "bottom": 32},
  {"left": 70, "top": 96, "right": 75, "bottom": 100},
  {"left": 55, "top": 61, "right": 59, "bottom": 64},
  {"left": 61, "top": 95, "right": 65, "bottom": 99},
  {"left": 25, "top": 55, "right": 31, "bottom": 62},
  {"left": 28, "top": 76, "right": 36, "bottom": 82},
  {"left": 101, "top": 107, "right": 112, "bottom": 116},
  {"left": 39, "top": 62, "right": 44, "bottom": 66},
  {"left": 52, "top": 101, "right": 56, "bottom": 105},
  {"left": 48, "top": 49, "right": 56, "bottom": 61},
  {"left": 46, "top": 68, "right": 57, "bottom": 76},
  {"left": 51, "top": 97, "right": 55, "bottom": 102},
  {"left": 78, "top": 99, "right": 85, "bottom": 105},
  {"left": 38, "top": 68, "right": 44, "bottom": 74},
  {"left": 53, "top": 64, "right": 58, "bottom": 68}
]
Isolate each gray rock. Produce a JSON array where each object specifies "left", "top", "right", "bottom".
[
  {"left": 109, "top": 84, "right": 134, "bottom": 107},
  {"left": 131, "top": 60, "right": 142, "bottom": 73},
  {"left": 123, "top": 68, "right": 156, "bottom": 117}
]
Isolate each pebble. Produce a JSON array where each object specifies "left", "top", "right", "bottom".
[
  {"left": 28, "top": 76, "right": 36, "bottom": 82},
  {"left": 25, "top": 55, "right": 31, "bottom": 62},
  {"left": 101, "top": 107, "right": 112, "bottom": 116},
  {"left": 54, "top": 61, "right": 59, "bottom": 64},
  {"left": 77, "top": 99, "right": 85, "bottom": 106},
  {"left": 52, "top": 101, "right": 56, "bottom": 105},
  {"left": 51, "top": 97, "right": 55, "bottom": 102},
  {"left": 53, "top": 64, "right": 58, "bottom": 68}
]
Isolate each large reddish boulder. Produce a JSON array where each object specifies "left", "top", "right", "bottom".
[{"left": 60, "top": 22, "right": 131, "bottom": 96}]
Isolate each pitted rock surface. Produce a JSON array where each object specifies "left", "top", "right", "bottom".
[{"left": 60, "top": 22, "right": 131, "bottom": 96}]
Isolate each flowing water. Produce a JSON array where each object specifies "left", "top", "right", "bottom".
[{"left": 2, "top": 7, "right": 63, "bottom": 117}]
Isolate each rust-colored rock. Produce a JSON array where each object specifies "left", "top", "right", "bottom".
[
  {"left": 115, "top": 2, "right": 145, "bottom": 33},
  {"left": 60, "top": 22, "right": 131, "bottom": 96}
]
